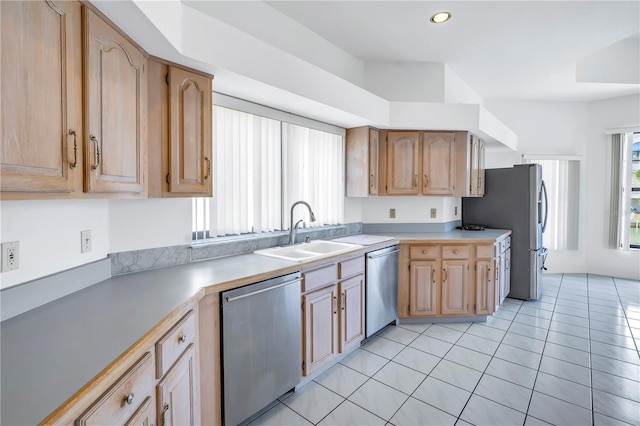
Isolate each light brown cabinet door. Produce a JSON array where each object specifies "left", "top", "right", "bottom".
[
  {"left": 422, "top": 133, "right": 455, "bottom": 195},
  {"left": 302, "top": 285, "right": 338, "bottom": 376},
  {"left": 386, "top": 131, "right": 420, "bottom": 195},
  {"left": 470, "top": 136, "right": 480, "bottom": 196},
  {"left": 345, "top": 126, "right": 379, "bottom": 197},
  {"left": 369, "top": 128, "right": 379, "bottom": 195},
  {"left": 477, "top": 139, "right": 485, "bottom": 196},
  {"left": 168, "top": 66, "right": 212, "bottom": 195},
  {"left": 339, "top": 274, "right": 365, "bottom": 353},
  {"left": 441, "top": 260, "right": 469, "bottom": 315},
  {"left": 83, "top": 7, "right": 147, "bottom": 194},
  {"left": 1, "top": 0, "right": 82, "bottom": 195},
  {"left": 124, "top": 396, "right": 155, "bottom": 426},
  {"left": 157, "top": 344, "right": 200, "bottom": 426},
  {"left": 409, "top": 260, "right": 439, "bottom": 316},
  {"left": 475, "top": 260, "right": 494, "bottom": 315}
]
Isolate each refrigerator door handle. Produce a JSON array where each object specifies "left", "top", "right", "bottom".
[{"left": 541, "top": 180, "right": 549, "bottom": 233}]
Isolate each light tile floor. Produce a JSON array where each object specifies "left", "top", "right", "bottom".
[{"left": 249, "top": 274, "right": 640, "bottom": 426}]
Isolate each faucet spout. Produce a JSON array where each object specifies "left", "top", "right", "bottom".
[{"left": 288, "top": 201, "right": 317, "bottom": 245}]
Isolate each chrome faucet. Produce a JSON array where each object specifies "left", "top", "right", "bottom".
[{"left": 288, "top": 201, "right": 316, "bottom": 245}]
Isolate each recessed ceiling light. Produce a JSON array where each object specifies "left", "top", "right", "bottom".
[{"left": 430, "top": 11, "right": 451, "bottom": 24}]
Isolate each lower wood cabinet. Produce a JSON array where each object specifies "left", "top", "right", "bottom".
[
  {"left": 408, "top": 260, "right": 438, "bottom": 316},
  {"left": 302, "top": 284, "right": 339, "bottom": 375},
  {"left": 301, "top": 255, "right": 365, "bottom": 376},
  {"left": 157, "top": 344, "right": 200, "bottom": 426},
  {"left": 53, "top": 306, "right": 204, "bottom": 426},
  {"left": 339, "top": 274, "right": 365, "bottom": 353},
  {"left": 399, "top": 236, "right": 511, "bottom": 319},
  {"left": 125, "top": 396, "right": 155, "bottom": 426},
  {"left": 76, "top": 352, "right": 156, "bottom": 426},
  {"left": 441, "top": 259, "right": 470, "bottom": 315}
]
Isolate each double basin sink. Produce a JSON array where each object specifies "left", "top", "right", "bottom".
[{"left": 254, "top": 240, "right": 362, "bottom": 262}]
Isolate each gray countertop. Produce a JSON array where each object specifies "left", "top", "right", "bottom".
[
  {"left": 365, "top": 228, "right": 511, "bottom": 243},
  {"left": 0, "top": 230, "right": 509, "bottom": 425}
]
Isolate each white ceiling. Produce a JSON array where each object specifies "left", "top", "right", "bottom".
[{"left": 187, "top": 0, "right": 640, "bottom": 102}]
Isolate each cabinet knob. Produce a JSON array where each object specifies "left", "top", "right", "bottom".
[
  {"left": 422, "top": 250, "right": 428, "bottom": 254},
  {"left": 124, "top": 392, "right": 134, "bottom": 405},
  {"left": 453, "top": 249, "right": 459, "bottom": 254},
  {"left": 179, "top": 334, "right": 187, "bottom": 343}
]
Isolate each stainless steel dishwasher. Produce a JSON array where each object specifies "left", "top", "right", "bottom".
[
  {"left": 221, "top": 272, "right": 302, "bottom": 425},
  {"left": 366, "top": 245, "right": 399, "bottom": 337}
]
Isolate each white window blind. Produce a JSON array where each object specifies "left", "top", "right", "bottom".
[
  {"left": 193, "top": 104, "right": 345, "bottom": 242},
  {"left": 210, "top": 106, "right": 282, "bottom": 236},
  {"left": 523, "top": 157, "right": 580, "bottom": 250},
  {"left": 282, "top": 123, "right": 344, "bottom": 228}
]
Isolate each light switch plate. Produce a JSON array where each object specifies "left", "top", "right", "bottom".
[
  {"left": 430, "top": 208, "right": 437, "bottom": 218},
  {"left": 390, "top": 208, "right": 396, "bottom": 219},
  {"left": 81, "top": 230, "right": 92, "bottom": 253}
]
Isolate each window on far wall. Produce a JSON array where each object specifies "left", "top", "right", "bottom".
[
  {"left": 522, "top": 156, "right": 581, "bottom": 250},
  {"left": 192, "top": 102, "right": 345, "bottom": 241},
  {"left": 608, "top": 131, "right": 640, "bottom": 250}
]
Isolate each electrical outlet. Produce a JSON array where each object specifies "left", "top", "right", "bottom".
[
  {"left": 455, "top": 206, "right": 458, "bottom": 216},
  {"left": 430, "top": 208, "right": 437, "bottom": 218},
  {"left": 81, "top": 230, "right": 92, "bottom": 253},
  {"left": 389, "top": 208, "right": 396, "bottom": 219},
  {"left": 1, "top": 241, "right": 19, "bottom": 272}
]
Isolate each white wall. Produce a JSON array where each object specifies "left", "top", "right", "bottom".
[
  {"left": 444, "top": 65, "right": 484, "bottom": 105},
  {"left": 483, "top": 97, "right": 640, "bottom": 279},
  {"left": 108, "top": 199, "right": 192, "bottom": 252},
  {"left": 359, "top": 197, "right": 461, "bottom": 224},
  {"left": 0, "top": 200, "right": 109, "bottom": 289},
  {"left": 482, "top": 100, "right": 589, "bottom": 274},
  {"left": 585, "top": 95, "right": 640, "bottom": 279},
  {"left": 363, "top": 62, "right": 445, "bottom": 102}
]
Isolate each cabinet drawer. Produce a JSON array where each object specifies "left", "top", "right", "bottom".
[
  {"left": 76, "top": 352, "right": 154, "bottom": 426},
  {"left": 339, "top": 256, "right": 364, "bottom": 279},
  {"left": 156, "top": 310, "right": 196, "bottom": 378},
  {"left": 476, "top": 245, "right": 495, "bottom": 259},
  {"left": 409, "top": 245, "right": 441, "bottom": 259},
  {"left": 442, "top": 245, "right": 470, "bottom": 259},
  {"left": 302, "top": 264, "right": 338, "bottom": 292}
]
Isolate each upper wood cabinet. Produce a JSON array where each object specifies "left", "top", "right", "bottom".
[
  {"left": 422, "top": 132, "right": 455, "bottom": 195},
  {"left": 1, "top": 0, "right": 83, "bottom": 198},
  {"left": 83, "top": 7, "right": 147, "bottom": 195},
  {"left": 345, "top": 126, "right": 379, "bottom": 197},
  {"left": 454, "top": 132, "right": 485, "bottom": 197},
  {"left": 386, "top": 131, "right": 420, "bottom": 195},
  {"left": 148, "top": 60, "right": 213, "bottom": 197}
]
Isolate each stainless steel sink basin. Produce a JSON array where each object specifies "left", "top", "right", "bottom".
[{"left": 254, "top": 240, "right": 362, "bottom": 262}]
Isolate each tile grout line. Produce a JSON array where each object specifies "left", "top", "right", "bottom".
[
  {"left": 587, "top": 274, "right": 594, "bottom": 426},
  {"left": 522, "top": 273, "right": 561, "bottom": 424}
]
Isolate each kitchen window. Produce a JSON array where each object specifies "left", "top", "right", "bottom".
[
  {"left": 193, "top": 96, "right": 345, "bottom": 241},
  {"left": 522, "top": 156, "right": 581, "bottom": 250},
  {"left": 608, "top": 131, "right": 640, "bottom": 250}
]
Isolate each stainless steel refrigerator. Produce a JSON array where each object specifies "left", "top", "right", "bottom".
[{"left": 462, "top": 164, "right": 548, "bottom": 300}]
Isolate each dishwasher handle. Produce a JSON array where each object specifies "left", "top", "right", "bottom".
[
  {"left": 367, "top": 249, "right": 399, "bottom": 260},
  {"left": 225, "top": 277, "right": 303, "bottom": 303}
]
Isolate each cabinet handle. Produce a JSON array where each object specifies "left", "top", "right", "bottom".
[
  {"left": 341, "top": 293, "right": 345, "bottom": 311},
  {"left": 162, "top": 403, "right": 170, "bottom": 426},
  {"left": 453, "top": 249, "right": 459, "bottom": 255},
  {"left": 90, "top": 135, "right": 100, "bottom": 171},
  {"left": 424, "top": 174, "right": 429, "bottom": 188},
  {"left": 68, "top": 129, "right": 77, "bottom": 169},
  {"left": 443, "top": 269, "right": 447, "bottom": 282},
  {"left": 179, "top": 334, "right": 186, "bottom": 343},
  {"left": 124, "top": 392, "right": 134, "bottom": 405},
  {"left": 204, "top": 156, "right": 211, "bottom": 179},
  {"left": 413, "top": 174, "right": 417, "bottom": 187},
  {"left": 370, "top": 174, "right": 375, "bottom": 190},
  {"left": 333, "top": 295, "right": 337, "bottom": 314}
]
